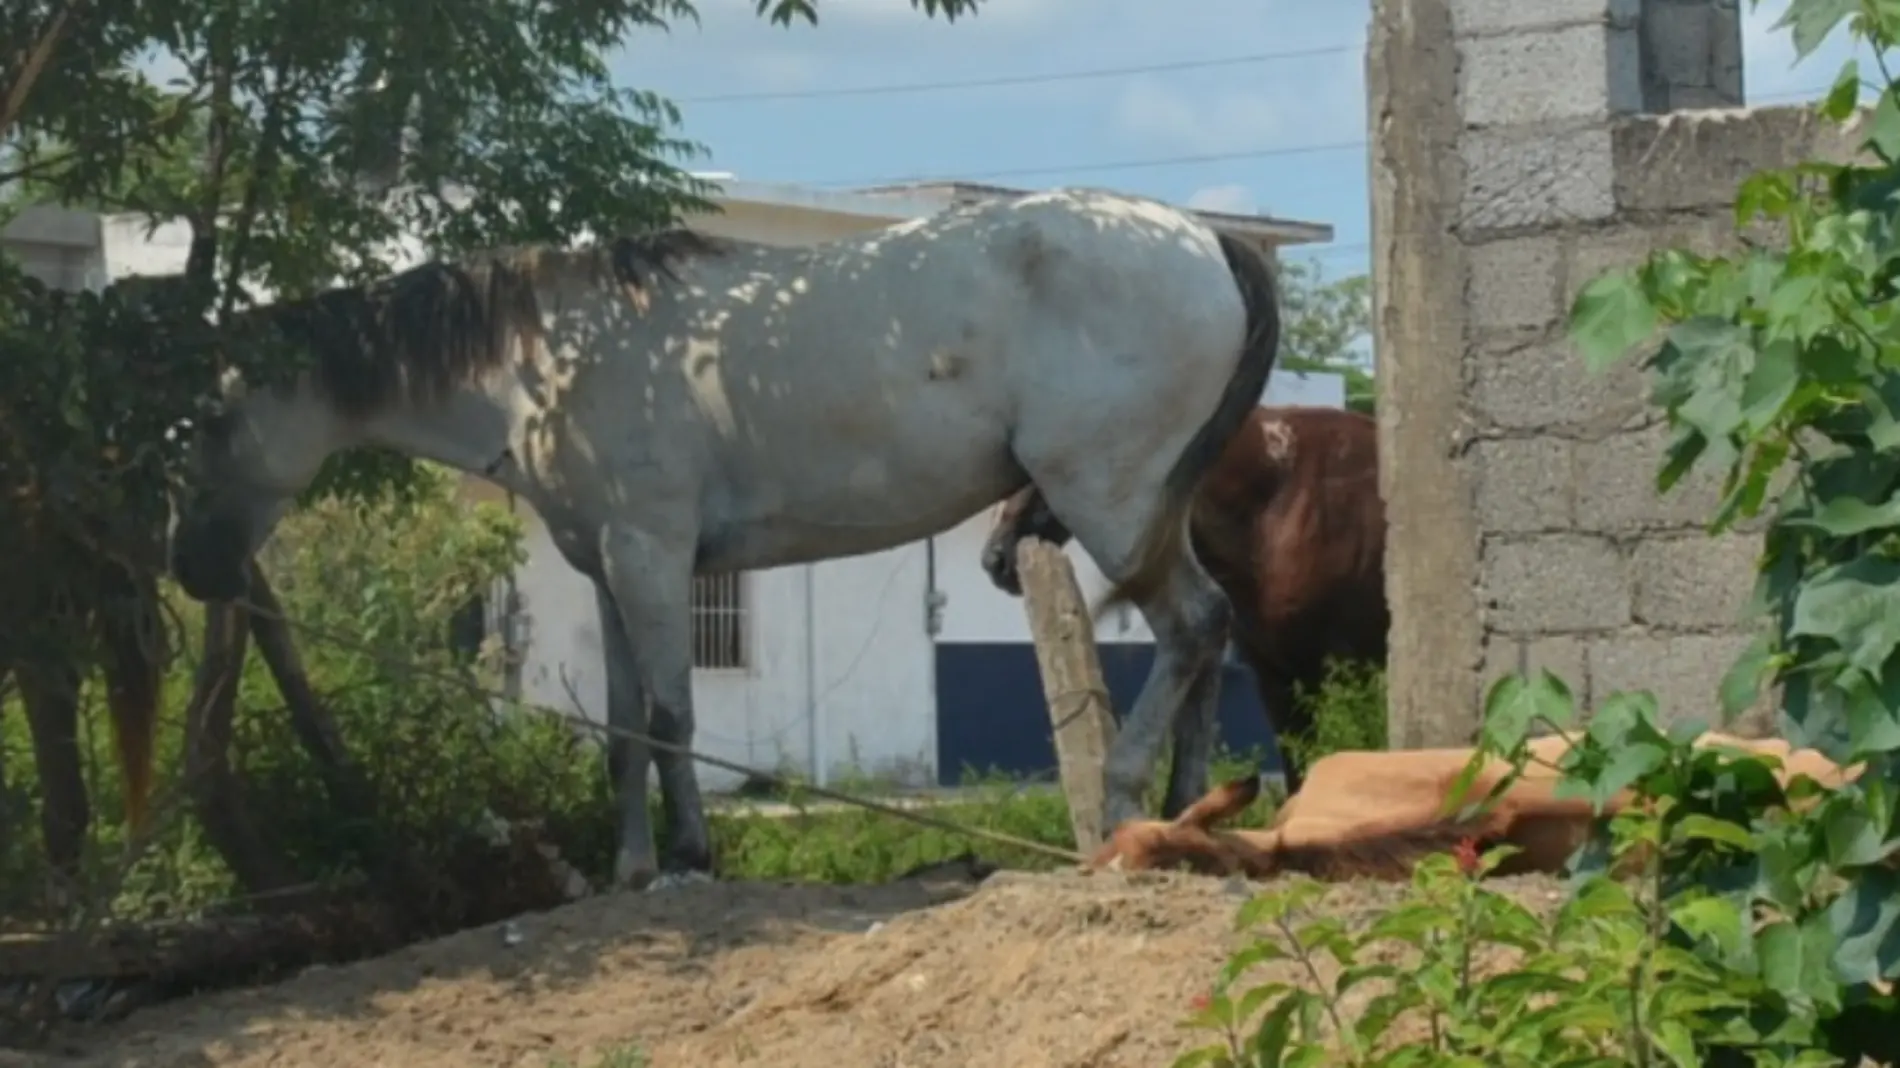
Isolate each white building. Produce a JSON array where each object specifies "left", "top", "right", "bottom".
[{"left": 1, "top": 179, "right": 1341, "bottom": 793}]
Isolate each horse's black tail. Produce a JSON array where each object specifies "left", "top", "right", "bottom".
[{"left": 1096, "top": 231, "right": 1281, "bottom": 615}]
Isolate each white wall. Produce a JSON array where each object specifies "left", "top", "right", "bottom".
[
  {"left": 932, "top": 371, "right": 1349, "bottom": 646},
  {"left": 508, "top": 508, "right": 936, "bottom": 791}
]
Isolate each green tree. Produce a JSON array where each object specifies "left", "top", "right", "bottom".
[
  {"left": 0, "top": 0, "right": 981, "bottom": 902},
  {"left": 1277, "top": 259, "right": 1372, "bottom": 414}
]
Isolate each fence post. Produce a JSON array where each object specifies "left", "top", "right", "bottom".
[{"left": 1015, "top": 538, "right": 1117, "bottom": 855}]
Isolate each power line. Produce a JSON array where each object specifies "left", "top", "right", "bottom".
[
  {"left": 810, "top": 140, "right": 1367, "bottom": 187},
  {"left": 800, "top": 83, "right": 1835, "bottom": 188},
  {"left": 677, "top": 44, "right": 1355, "bottom": 104}
]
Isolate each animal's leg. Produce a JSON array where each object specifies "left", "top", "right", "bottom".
[
  {"left": 0, "top": 668, "right": 12, "bottom": 851},
  {"left": 980, "top": 486, "right": 1072, "bottom": 596},
  {"left": 1161, "top": 664, "right": 1222, "bottom": 819},
  {"left": 1252, "top": 667, "right": 1308, "bottom": 798},
  {"left": 1049, "top": 512, "right": 1229, "bottom": 828},
  {"left": 594, "top": 581, "right": 659, "bottom": 889},
  {"left": 598, "top": 526, "right": 713, "bottom": 884},
  {"left": 1113, "top": 551, "right": 1230, "bottom": 829},
  {"left": 20, "top": 660, "right": 87, "bottom": 885}
]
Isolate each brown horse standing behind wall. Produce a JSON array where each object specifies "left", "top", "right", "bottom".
[{"left": 983, "top": 406, "right": 1386, "bottom": 799}]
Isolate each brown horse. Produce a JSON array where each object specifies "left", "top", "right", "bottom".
[
  {"left": 0, "top": 549, "right": 163, "bottom": 894},
  {"left": 983, "top": 405, "right": 1386, "bottom": 801},
  {"left": 1090, "top": 732, "right": 1859, "bottom": 882}
]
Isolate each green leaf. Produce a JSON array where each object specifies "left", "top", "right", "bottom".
[
  {"left": 1737, "top": 170, "right": 1799, "bottom": 227},
  {"left": 1829, "top": 868, "right": 1900, "bottom": 983},
  {"left": 1247, "top": 997, "right": 1300, "bottom": 1065},
  {"left": 1168, "top": 1048, "right": 1229, "bottom": 1068},
  {"left": 1790, "top": 556, "right": 1900, "bottom": 675},
  {"left": 1783, "top": 492, "right": 1900, "bottom": 536},
  {"left": 1719, "top": 631, "right": 1773, "bottom": 721},
  {"left": 1569, "top": 268, "right": 1658, "bottom": 372},
  {"left": 1821, "top": 792, "right": 1892, "bottom": 867},
  {"left": 1843, "top": 669, "right": 1900, "bottom": 757},
  {"left": 1672, "top": 813, "right": 1756, "bottom": 850},
  {"left": 1481, "top": 670, "right": 1576, "bottom": 751},
  {"left": 1822, "top": 59, "right": 1862, "bottom": 121},
  {"left": 1658, "top": 317, "right": 1758, "bottom": 445},
  {"left": 1585, "top": 742, "right": 1667, "bottom": 812},
  {"left": 1739, "top": 335, "right": 1801, "bottom": 432},
  {"left": 1774, "top": 0, "right": 1853, "bottom": 61},
  {"left": 1671, "top": 893, "right": 1752, "bottom": 968},
  {"left": 1872, "top": 87, "right": 1900, "bottom": 163}
]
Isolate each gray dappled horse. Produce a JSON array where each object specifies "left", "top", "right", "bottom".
[{"left": 166, "top": 188, "right": 1281, "bottom": 889}]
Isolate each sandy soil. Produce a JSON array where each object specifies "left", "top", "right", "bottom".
[{"left": 37, "top": 868, "right": 1568, "bottom": 1068}]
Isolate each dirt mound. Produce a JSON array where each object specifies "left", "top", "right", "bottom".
[{"left": 44, "top": 869, "right": 1567, "bottom": 1068}]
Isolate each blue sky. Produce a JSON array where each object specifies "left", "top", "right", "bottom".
[{"left": 615, "top": 0, "right": 1866, "bottom": 284}]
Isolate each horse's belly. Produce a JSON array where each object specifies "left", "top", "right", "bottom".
[{"left": 699, "top": 446, "right": 1025, "bottom": 571}]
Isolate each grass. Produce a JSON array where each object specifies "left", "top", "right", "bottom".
[
  {"left": 704, "top": 744, "right": 1281, "bottom": 884},
  {"left": 552, "top": 1044, "right": 648, "bottom": 1068}
]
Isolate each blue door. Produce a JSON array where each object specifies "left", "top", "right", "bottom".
[{"left": 932, "top": 640, "right": 1284, "bottom": 785}]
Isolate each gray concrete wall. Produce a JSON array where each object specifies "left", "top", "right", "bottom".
[{"left": 1370, "top": 0, "right": 1855, "bottom": 742}]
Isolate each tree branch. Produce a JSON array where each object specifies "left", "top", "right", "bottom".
[
  {"left": 0, "top": 1, "right": 85, "bottom": 141},
  {"left": 183, "top": 20, "right": 239, "bottom": 312},
  {"left": 0, "top": 143, "right": 76, "bottom": 188},
  {"left": 218, "top": 32, "right": 300, "bottom": 319}
]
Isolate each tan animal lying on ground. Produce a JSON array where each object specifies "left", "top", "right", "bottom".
[{"left": 1090, "top": 732, "right": 1860, "bottom": 881}]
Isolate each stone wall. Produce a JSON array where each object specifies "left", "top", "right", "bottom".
[{"left": 1369, "top": 0, "right": 1859, "bottom": 743}]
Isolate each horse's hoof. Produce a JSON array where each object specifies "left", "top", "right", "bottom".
[{"left": 645, "top": 869, "right": 715, "bottom": 893}]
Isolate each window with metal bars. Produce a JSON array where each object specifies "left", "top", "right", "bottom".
[{"left": 690, "top": 572, "right": 749, "bottom": 671}]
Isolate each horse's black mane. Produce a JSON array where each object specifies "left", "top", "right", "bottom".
[{"left": 241, "top": 227, "right": 726, "bottom": 419}]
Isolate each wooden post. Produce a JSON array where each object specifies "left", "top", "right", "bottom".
[{"left": 1015, "top": 538, "right": 1117, "bottom": 854}]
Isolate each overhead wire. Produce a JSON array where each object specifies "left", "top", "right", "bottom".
[
  {"left": 676, "top": 44, "right": 1356, "bottom": 104},
  {"left": 796, "top": 82, "right": 1837, "bottom": 189}
]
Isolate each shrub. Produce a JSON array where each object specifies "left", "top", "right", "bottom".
[
  {"left": 1179, "top": 674, "right": 1867, "bottom": 1067},
  {"left": 1282, "top": 659, "right": 1387, "bottom": 771},
  {"left": 0, "top": 463, "right": 617, "bottom": 919}
]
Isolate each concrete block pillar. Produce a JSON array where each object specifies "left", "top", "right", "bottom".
[{"left": 1368, "top": 0, "right": 1744, "bottom": 748}]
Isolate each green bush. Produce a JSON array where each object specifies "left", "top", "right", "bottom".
[
  {"left": 0, "top": 463, "right": 618, "bottom": 919},
  {"left": 1282, "top": 659, "right": 1388, "bottom": 771},
  {"left": 1178, "top": 676, "right": 1866, "bottom": 1067}
]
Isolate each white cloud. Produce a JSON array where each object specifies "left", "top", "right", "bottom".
[
  {"left": 1187, "top": 183, "right": 1255, "bottom": 213},
  {"left": 1114, "top": 79, "right": 1283, "bottom": 154}
]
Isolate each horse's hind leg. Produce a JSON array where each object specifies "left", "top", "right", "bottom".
[
  {"left": 592, "top": 581, "right": 660, "bottom": 889},
  {"left": 983, "top": 484, "right": 1220, "bottom": 817},
  {"left": 1162, "top": 663, "right": 1223, "bottom": 820},
  {"left": 1030, "top": 494, "right": 1230, "bottom": 829}
]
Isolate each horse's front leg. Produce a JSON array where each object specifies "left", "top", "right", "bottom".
[
  {"left": 20, "top": 659, "right": 87, "bottom": 900},
  {"left": 598, "top": 523, "right": 712, "bottom": 887}
]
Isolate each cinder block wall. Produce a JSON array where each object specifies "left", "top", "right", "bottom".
[{"left": 1369, "top": 0, "right": 1855, "bottom": 743}]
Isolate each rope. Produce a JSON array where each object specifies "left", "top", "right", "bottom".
[{"left": 225, "top": 592, "right": 1092, "bottom": 869}]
